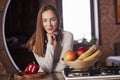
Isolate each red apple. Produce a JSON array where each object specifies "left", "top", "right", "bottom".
[
  {"left": 63, "top": 50, "right": 77, "bottom": 61},
  {"left": 76, "top": 47, "right": 86, "bottom": 56}
]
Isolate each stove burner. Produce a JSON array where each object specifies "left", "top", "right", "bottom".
[{"left": 63, "top": 66, "right": 120, "bottom": 77}]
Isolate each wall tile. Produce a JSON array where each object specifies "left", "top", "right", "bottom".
[
  {"left": 0, "top": 12, "right": 4, "bottom": 49},
  {"left": 0, "top": 0, "right": 7, "bottom": 11}
]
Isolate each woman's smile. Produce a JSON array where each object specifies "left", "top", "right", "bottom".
[{"left": 47, "top": 28, "right": 54, "bottom": 33}]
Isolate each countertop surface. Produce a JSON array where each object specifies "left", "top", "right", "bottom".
[
  {"left": 0, "top": 72, "right": 65, "bottom": 80},
  {"left": 0, "top": 72, "right": 120, "bottom": 80}
]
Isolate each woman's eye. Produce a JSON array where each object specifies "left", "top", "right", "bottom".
[{"left": 51, "top": 18, "right": 57, "bottom": 21}]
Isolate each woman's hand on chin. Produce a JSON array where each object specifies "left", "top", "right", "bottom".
[{"left": 47, "top": 32, "right": 58, "bottom": 45}]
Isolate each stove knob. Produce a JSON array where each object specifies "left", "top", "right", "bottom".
[
  {"left": 68, "top": 73, "right": 74, "bottom": 77},
  {"left": 119, "top": 70, "right": 120, "bottom": 74}
]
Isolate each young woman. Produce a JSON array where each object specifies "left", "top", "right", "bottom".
[{"left": 26, "top": 5, "right": 74, "bottom": 73}]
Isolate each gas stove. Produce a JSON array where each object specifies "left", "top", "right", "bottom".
[{"left": 62, "top": 66, "right": 120, "bottom": 80}]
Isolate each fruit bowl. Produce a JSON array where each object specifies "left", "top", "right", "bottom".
[{"left": 63, "top": 58, "right": 99, "bottom": 70}]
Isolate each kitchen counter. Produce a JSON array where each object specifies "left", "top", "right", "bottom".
[
  {"left": 0, "top": 72, "right": 65, "bottom": 80},
  {"left": 0, "top": 72, "right": 120, "bottom": 80}
]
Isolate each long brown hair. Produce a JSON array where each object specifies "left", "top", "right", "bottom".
[{"left": 26, "top": 5, "right": 62, "bottom": 56}]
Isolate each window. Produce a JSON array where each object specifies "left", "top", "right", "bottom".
[{"left": 62, "top": 0, "right": 99, "bottom": 43}]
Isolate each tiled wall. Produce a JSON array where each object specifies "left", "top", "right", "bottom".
[
  {"left": 0, "top": 0, "right": 8, "bottom": 75},
  {"left": 98, "top": 0, "right": 120, "bottom": 65}
]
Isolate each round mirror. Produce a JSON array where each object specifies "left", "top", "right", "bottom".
[
  {"left": 1, "top": 0, "right": 17, "bottom": 74},
  {"left": 1, "top": 0, "right": 40, "bottom": 73}
]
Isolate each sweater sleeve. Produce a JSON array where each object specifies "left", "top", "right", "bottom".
[{"left": 33, "top": 43, "right": 55, "bottom": 73}]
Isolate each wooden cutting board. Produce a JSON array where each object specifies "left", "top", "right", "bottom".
[{"left": 14, "top": 72, "right": 46, "bottom": 79}]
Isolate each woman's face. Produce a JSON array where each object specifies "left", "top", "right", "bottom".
[{"left": 42, "top": 10, "right": 58, "bottom": 33}]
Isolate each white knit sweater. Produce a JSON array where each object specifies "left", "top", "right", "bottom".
[{"left": 33, "top": 30, "right": 73, "bottom": 73}]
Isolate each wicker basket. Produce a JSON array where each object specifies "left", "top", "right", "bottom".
[{"left": 64, "top": 58, "right": 99, "bottom": 70}]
